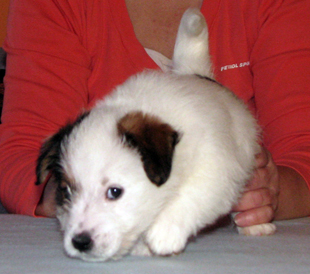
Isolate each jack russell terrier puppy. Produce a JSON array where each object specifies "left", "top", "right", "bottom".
[{"left": 36, "top": 8, "right": 276, "bottom": 262}]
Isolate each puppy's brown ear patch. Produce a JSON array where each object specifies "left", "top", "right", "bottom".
[{"left": 118, "top": 111, "right": 180, "bottom": 186}]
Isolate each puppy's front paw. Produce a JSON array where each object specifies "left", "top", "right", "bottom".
[
  {"left": 237, "top": 223, "right": 276, "bottom": 236},
  {"left": 146, "top": 220, "right": 188, "bottom": 256}
]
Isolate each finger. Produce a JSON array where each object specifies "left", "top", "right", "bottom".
[
  {"left": 245, "top": 166, "right": 270, "bottom": 191},
  {"left": 234, "top": 205, "right": 275, "bottom": 227},
  {"left": 233, "top": 188, "right": 275, "bottom": 212}
]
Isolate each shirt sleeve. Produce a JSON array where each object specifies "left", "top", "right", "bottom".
[
  {"left": 252, "top": 0, "right": 310, "bottom": 188},
  {"left": 0, "top": 0, "right": 91, "bottom": 215}
]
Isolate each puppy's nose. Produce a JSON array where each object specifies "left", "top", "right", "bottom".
[{"left": 72, "top": 232, "right": 93, "bottom": 252}]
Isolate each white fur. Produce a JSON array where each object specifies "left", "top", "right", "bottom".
[
  {"left": 54, "top": 8, "right": 275, "bottom": 261},
  {"left": 237, "top": 223, "right": 277, "bottom": 236}
]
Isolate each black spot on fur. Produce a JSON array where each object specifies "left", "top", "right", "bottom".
[
  {"left": 35, "top": 111, "right": 90, "bottom": 187},
  {"left": 195, "top": 74, "right": 220, "bottom": 85}
]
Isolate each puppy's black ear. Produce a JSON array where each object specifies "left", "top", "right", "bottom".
[
  {"left": 36, "top": 126, "right": 71, "bottom": 185},
  {"left": 36, "top": 112, "right": 89, "bottom": 185},
  {"left": 118, "top": 111, "right": 180, "bottom": 187}
]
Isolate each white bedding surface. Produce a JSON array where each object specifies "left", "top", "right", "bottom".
[{"left": 1, "top": 215, "right": 309, "bottom": 274}]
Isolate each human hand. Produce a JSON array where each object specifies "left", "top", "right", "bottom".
[
  {"left": 233, "top": 146, "right": 280, "bottom": 227},
  {"left": 35, "top": 176, "right": 57, "bottom": 218}
]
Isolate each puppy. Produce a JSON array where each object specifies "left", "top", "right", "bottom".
[{"left": 36, "top": 9, "right": 276, "bottom": 262}]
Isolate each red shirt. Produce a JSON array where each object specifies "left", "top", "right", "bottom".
[{"left": 1, "top": 0, "right": 310, "bottom": 215}]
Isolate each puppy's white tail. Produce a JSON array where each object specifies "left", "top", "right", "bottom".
[{"left": 172, "top": 8, "right": 213, "bottom": 78}]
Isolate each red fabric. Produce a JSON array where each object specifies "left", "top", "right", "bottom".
[{"left": 1, "top": 0, "right": 310, "bottom": 216}]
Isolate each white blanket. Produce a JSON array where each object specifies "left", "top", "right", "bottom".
[{"left": 1, "top": 215, "right": 309, "bottom": 274}]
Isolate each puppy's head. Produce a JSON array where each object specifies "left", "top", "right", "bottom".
[{"left": 36, "top": 110, "right": 180, "bottom": 261}]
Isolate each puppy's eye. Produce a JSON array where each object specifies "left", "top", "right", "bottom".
[{"left": 106, "top": 187, "right": 123, "bottom": 200}]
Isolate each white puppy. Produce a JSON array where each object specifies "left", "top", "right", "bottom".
[{"left": 36, "top": 9, "right": 276, "bottom": 262}]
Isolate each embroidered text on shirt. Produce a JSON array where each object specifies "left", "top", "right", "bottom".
[{"left": 221, "top": 61, "right": 250, "bottom": 72}]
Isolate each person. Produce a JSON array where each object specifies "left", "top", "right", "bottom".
[{"left": 0, "top": 0, "right": 310, "bottom": 231}]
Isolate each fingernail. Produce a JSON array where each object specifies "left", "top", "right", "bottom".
[{"left": 234, "top": 214, "right": 246, "bottom": 227}]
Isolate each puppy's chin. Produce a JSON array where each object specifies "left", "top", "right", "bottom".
[
  {"left": 65, "top": 249, "right": 121, "bottom": 262},
  {"left": 66, "top": 252, "right": 110, "bottom": 262}
]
